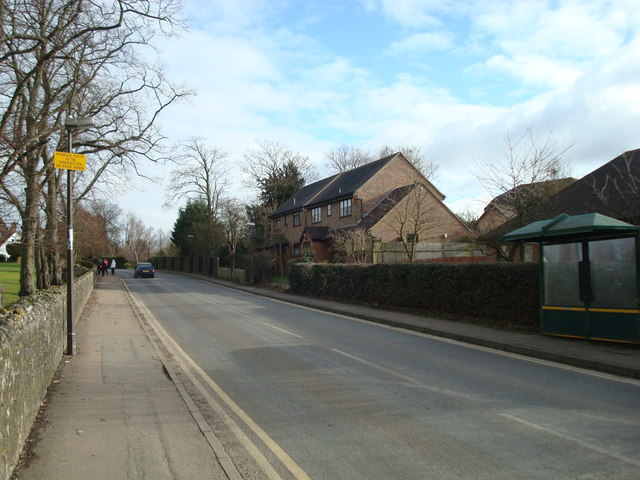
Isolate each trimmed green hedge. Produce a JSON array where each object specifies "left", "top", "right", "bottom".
[{"left": 289, "top": 262, "right": 540, "bottom": 329}]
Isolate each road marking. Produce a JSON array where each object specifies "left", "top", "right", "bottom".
[
  {"left": 331, "top": 348, "right": 482, "bottom": 402},
  {"left": 263, "top": 322, "right": 304, "bottom": 338},
  {"left": 332, "top": 349, "right": 422, "bottom": 386},
  {"left": 132, "top": 294, "right": 312, "bottom": 480},
  {"left": 499, "top": 413, "right": 640, "bottom": 468},
  {"left": 129, "top": 275, "right": 640, "bottom": 388}
]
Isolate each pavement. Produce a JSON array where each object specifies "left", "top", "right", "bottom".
[
  {"left": 12, "top": 274, "right": 234, "bottom": 480},
  {"left": 11, "top": 271, "right": 640, "bottom": 479}
]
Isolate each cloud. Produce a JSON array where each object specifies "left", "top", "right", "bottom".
[
  {"left": 140, "top": 0, "right": 640, "bottom": 231},
  {"left": 384, "top": 31, "right": 455, "bottom": 56},
  {"left": 484, "top": 54, "right": 583, "bottom": 90},
  {"left": 363, "top": 0, "right": 461, "bottom": 28}
]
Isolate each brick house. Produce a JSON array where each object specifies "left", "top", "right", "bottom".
[
  {"left": 482, "top": 148, "right": 640, "bottom": 261},
  {"left": 267, "top": 152, "right": 470, "bottom": 263},
  {"left": 475, "top": 178, "right": 577, "bottom": 235}
]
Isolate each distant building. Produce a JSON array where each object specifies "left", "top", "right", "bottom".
[
  {"left": 0, "top": 223, "right": 20, "bottom": 260},
  {"left": 475, "top": 178, "right": 577, "bottom": 235},
  {"left": 267, "top": 152, "right": 470, "bottom": 263},
  {"left": 482, "top": 148, "right": 640, "bottom": 260}
]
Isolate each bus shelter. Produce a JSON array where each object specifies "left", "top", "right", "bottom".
[{"left": 503, "top": 213, "right": 640, "bottom": 343}]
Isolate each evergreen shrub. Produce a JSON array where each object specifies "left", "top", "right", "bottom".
[{"left": 289, "top": 262, "right": 540, "bottom": 329}]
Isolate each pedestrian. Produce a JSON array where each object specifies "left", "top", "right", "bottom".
[
  {"left": 98, "top": 259, "right": 105, "bottom": 277},
  {"left": 103, "top": 258, "right": 109, "bottom": 276},
  {"left": 111, "top": 258, "right": 116, "bottom": 275}
]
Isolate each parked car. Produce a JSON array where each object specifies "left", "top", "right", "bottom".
[{"left": 134, "top": 262, "right": 155, "bottom": 278}]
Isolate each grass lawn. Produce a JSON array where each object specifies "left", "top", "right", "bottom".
[{"left": 0, "top": 263, "right": 20, "bottom": 307}]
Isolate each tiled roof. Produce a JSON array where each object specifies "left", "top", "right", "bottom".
[
  {"left": 326, "top": 184, "right": 416, "bottom": 234},
  {"left": 268, "top": 153, "right": 399, "bottom": 218},
  {"left": 484, "top": 178, "right": 577, "bottom": 212},
  {"left": 486, "top": 148, "right": 640, "bottom": 240},
  {"left": 305, "top": 154, "right": 397, "bottom": 208},
  {"left": 270, "top": 174, "right": 338, "bottom": 217},
  {"left": 302, "top": 226, "right": 331, "bottom": 241}
]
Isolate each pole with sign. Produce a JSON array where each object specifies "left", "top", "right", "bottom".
[{"left": 57, "top": 116, "right": 93, "bottom": 356}]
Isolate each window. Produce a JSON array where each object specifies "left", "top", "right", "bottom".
[
  {"left": 293, "top": 243, "right": 301, "bottom": 255},
  {"left": 284, "top": 215, "right": 288, "bottom": 225},
  {"left": 327, "top": 204, "right": 332, "bottom": 216},
  {"left": 312, "top": 207, "right": 321, "bottom": 224},
  {"left": 293, "top": 211, "right": 301, "bottom": 226},
  {"left": 275, "top": 218, "right": 281, "bottom": 227},
  {"left": 407, "top": 233, "right": 418, "bottom": 243},
  {"left": 339, "top": 198, "right": 352, "bottom": 218}
]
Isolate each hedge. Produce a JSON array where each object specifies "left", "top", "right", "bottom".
[{"left": 289, "top": 262, "right": 540, "bottom": 329}]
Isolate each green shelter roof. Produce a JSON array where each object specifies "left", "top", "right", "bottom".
[{"left": 502, "top": 213, "right": 640, "bottom": 242}]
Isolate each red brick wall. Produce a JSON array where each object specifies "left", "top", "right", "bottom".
[
  {"left": 368, "top": 185, "right": 470, "bottom": 243},
  {"left": 269, "top": 153, "right": 469, "bottom": 255}
]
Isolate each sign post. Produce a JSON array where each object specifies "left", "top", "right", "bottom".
[{"left": 58, "top": 116, "right": 93, "bottom": 356}]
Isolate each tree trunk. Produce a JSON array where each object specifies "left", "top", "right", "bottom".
[
  {"left": 19, "top": 175, "right": 40, "bottom": 297},
  {"left": 46, "top": 170, "right": 63, "bottom": 285}
]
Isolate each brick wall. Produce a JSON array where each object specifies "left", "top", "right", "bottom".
[
  {"left": 270, "top": 154, "right": 468, "bottom": 256},
  {"left": 0, "top": 271, "right": 94, "bottom": 480}
]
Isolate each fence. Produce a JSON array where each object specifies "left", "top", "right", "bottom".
[
  {"left": 372, "top": 242, "right": 488, "bottom": 264},
  {"left": 156, "top": 256, "right": 246, "bottom": 282}
]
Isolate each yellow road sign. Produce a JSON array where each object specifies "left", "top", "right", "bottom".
[{"left": 54, "top": 151, "right": 87, "bottom": 171}]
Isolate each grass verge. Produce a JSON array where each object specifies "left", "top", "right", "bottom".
[{"left": 0, "top": 262, "right": 20, "bottom": 307}]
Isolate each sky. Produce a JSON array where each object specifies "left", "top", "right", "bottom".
[{"left": 118, "top": 0, "right": 640, "bottom": 234}]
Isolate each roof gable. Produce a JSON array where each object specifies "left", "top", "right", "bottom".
[
  {"left": 484, "top": 148, "right": 640, "bottom": 239},
  {"left": 485, "top": 178, "right": 577, "bottom": 212},
  {"left": 270, "top": 174, "right": 338, "bottom": 217},
  {"left": 268, "top": 153, "right": 400, "bottom": 217},
  {"left": 306, "top": 153, "right": 398, "bottom": 208}
]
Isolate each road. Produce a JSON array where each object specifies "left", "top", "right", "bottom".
[{"left": 123, "top": 272, "right": 640, "bottom": 480}]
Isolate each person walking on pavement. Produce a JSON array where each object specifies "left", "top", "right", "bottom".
[
  {"left": 111, "top": 258, "right": 116, "bottom": 275},
  {"left": 97, "top": 259, "right": 105, "bottom": 277}
]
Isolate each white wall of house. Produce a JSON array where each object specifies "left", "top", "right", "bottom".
[{"left": 0, "top": 232, "right": 20, "bottom": 259}]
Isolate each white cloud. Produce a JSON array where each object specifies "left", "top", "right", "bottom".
[
  {"left": 365, "top": 0, "right": 461, "bottom": 28},
  {"left": 131, "top": 0, "right": 640, "bottom": 231},
  {"left": 384, "top": 31, "right": 454, "bottom": 56},
  {"left": 485, "top": 53, "right": 583, "bottom": 90}
]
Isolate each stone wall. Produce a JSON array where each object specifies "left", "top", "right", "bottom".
[{"left": 0, "top": 271, "right": 94, "bottom": 480}]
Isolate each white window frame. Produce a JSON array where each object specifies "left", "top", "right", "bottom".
[{"left": 339, "top": 198, "right": 352, "bottom": 218}]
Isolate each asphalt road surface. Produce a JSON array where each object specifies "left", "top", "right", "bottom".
[{"left": 123, "top": 271, "right": 640, "bottom": 480}]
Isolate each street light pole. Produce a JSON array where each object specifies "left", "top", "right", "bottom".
[{"left": 64, "top": 116, "right": 93, "bottom": 356}]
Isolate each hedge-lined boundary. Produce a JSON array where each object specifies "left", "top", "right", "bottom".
[{"left": 289, "top": 262, "right": 540, "bottom": 329}]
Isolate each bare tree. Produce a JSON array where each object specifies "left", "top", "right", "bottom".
[
  {"left": 376, "top": 144, "right": 439, "bottom": 180},
  {"left": 243, "top": 139, "right": 317, "bottom": 210},
  {"left": 326, "top": 143, "right": 439, "bottom": 179},
  {"left": 380, "top": 182, "right": 446, "bottom": 263},
  {"left": 243, "top": 140, "right": 316, "bottom": 250},
  {"left": 477, "top": 127, "right": 572, "bottom": 227},
  {"left": 220, "top": 198, "right": 247, "bottom": 272},
  {"left": 329, "top": 228, "right": 370, "bottom": 264},
  {"left": 123, "top": 212, "right": 153, "bottom": 264},
  {"left": 86, "top": 198, "right": 122, "bottom": 252},
  {"left": 326, "top": 143, "right": 371, "bottom": 174},
  {"left": 590, "top": 150, "right": 640, "bottom": 224},
  {"left": 165, "top": 138, "right": 230, "bottom": 221},
  {"left": 0, "top": 0, "right": 189, "bottom": 295}
]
